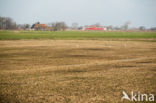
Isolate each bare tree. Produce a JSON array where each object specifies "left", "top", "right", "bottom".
[
  {"left": 94, "top": 23, "right": 101, "bottom": 27},
  {"left": 0, "top": 16, "right": 16, "bottom": 30},
  {"left": 17, "top": 24, "right": 30, "bottom": 30},
  {"left": 51, "top": 22, "right": 67, "bottom": 31},
  {"left": 150, "top": 27, "right": 156, "bottom": 31},
  {"left": 72, "top": 23, "right": 78, "bottom": 30},
  {"left": 122, "top": 21, "right": 131, "bottom": 30},
  {"left": 60, "top": 22, "right": 67, "bottom": 31},
  {"left": 139, "top": 26, "right": 146, "bottom": 30}
]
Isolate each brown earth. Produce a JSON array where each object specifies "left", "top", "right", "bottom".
[{"left": 0, "top": 40, "right": 156, "bottom": 103}]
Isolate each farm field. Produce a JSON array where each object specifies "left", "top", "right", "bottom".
[
  {"left": 0, "top": 38, "right": 156, "bottom": 103},
  {"left": 1, "top": 0, "right": 156, "bottom": 102},
  {"left": 0, "top": 30, "right": 156, "bottom": 40}
]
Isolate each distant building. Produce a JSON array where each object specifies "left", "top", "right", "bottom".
[
  {"left": 84, "top": 26, "right": 106, "bottom": 31},
  {"left": 31, "top": 23, "right": 49, "bottom": 31},
  {"left": 34, "top": 24, "right": 49, "bottom": 30}
]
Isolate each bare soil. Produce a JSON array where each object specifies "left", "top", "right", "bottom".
[{"left": 0, "top": 40, "right": 156, "bottom": 103}]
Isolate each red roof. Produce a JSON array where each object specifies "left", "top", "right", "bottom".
[
  {"left": 85, "top": 26, "right": 104, "bottom": 31},
  {"left": 34, "top": 24, "right": 48, "bottom": 29}
]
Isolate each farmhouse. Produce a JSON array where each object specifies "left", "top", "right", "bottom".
[{"left": 33, "top": 24, "right": 49, "bottom": 30}]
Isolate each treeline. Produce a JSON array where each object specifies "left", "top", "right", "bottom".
[
  {"left": 49, "top": 22, "right": 67, "bottom": 31},
  {"left": 31, "top": 22, "right": 67, "bottom": 31},
  {"left": 1, "top": 16, "right": 156, "bottom": 31},
  {"left": 0, "top": 16, "right": 16, "bottom": 30},
  {"left": 0, "top": 16, "right": 68, "bottom": 31}
]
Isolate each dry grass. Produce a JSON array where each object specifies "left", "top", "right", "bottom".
[{"left": 0, "top": 40, "right": 156, "bottom": 103}]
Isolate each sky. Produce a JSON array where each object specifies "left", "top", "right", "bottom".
[{"left": 0, "top": 0, "right": 156, "bottom": 28}]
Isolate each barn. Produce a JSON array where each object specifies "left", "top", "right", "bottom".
[{"left": 85, "top": 26, "right": 104, "bottom": 31}]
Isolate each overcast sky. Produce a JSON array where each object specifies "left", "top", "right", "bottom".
[{"left": 0, "top": 0, "right": 156, "bottom": 28}]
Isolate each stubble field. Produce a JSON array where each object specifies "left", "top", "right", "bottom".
[{"left": 0, "top": 39, "right": 156, "bottom": 103}]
